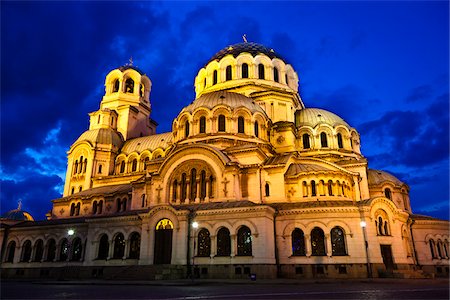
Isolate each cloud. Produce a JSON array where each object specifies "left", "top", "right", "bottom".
[{"left": 405, "top": 85, "right": 433, "bottom": 103}]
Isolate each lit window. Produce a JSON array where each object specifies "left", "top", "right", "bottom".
[
  {"left": 197, "top": 229, "right": 211, "bottom": 257},
  {"left": 331, "top": 227, "right": 346, "bottom": 256},
  {"left": 311, "top": 227, "right": 326, "bottom": 256},
  {"left": 292, "top": 228, "right": 306, "bottom": 256},
  {"left": 237, "top": 226, "right": 252, "bottom": 256}
]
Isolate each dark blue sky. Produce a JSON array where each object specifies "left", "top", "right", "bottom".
[{"left": 1, "top": 2, "right": 448, "bottom": 220}]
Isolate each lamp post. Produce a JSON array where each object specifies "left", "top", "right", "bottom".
[
  {"left": 192, "top": 221, "right": 199, "bottom": 279},
  {"left": 360, "top": 221, "right": 372, "bottom": 278}
]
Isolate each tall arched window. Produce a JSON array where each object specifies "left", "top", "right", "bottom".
[
  {"left": 200, "top": 170, "right": 207, "bottom": 200},
  {"left": 226, "top": 65, "right": 232, "bottom": 81},
  {"left": 320, "top": 132, "right": 328, "bottom": 147},
  {"left": 75, "top": 202, "right": 81, "bottom": 216},
  {"left": 337, "top": 133, "right": 344, "bottom": 149},
  {"left": 254, "top": 121, "right": 259, "bottom": 137},
  {"left": 125, "top": 78, "right": 134, "bottom": 93},
  {"left": 242, "top": 63, "right": 249, "bottom": 78},
  {"left": 184, "top": 120, "right": 190, "bottom": 138},
  {"left": 216, "top": 227, "right": 231, "bottom": 256},
  {"left": 302, "top": 181, "right": 308, "bottom": 197},
  {"left": 6, "top": 241, "right": 16, "bottom": 263},
  {"left": 430, "top": 239, "right": 437, "bottom": 259},
  {"left": 71, "top": 237, "right": 82, "bottom": 261},
  {"left": 237, "top": 226, "right": 252, "bottom": 256},
  {"left": 172, "top": 180, "right": 178, "bottom": 201},
  {"left": 46, "top": 239, "right": 56, "bottom": 261},
  {"left": 70, "top": 203, "right": 75, "bottom": 216},
  {"left": 98, "top": 200, "right": 103, "bottom": 214},
  {"left": 33, "top": 239, "right": 44, "bottom": 262},
  {"left": 328, "top": 180, "right": 333, "bottom": 196},
  {"left": 292, "top": 228, "right": 306, "bottom": 256},
  {"left": 265, "top": 183, "right": 270, "bottom": 196},
  {"left": 273, "top": 67, "right": 279, "bottom": 82},
  {"left": 78, "top": 156, "right": 83, "bottom": 173},
  {"left": 238, "top": 116, "right": 245, "bottom": 133},
  {"left": 213, "top": 70, "right": 218, "bottom": 85},
  {"left": 131, "top": 159, "right": 137, "bottom": 172},
  {"left": 129, "top": 232, "right": 141, "bottom": 259},
  {"left": 331, "top": 227, "right": 346, "bottom": 256},
  {"left": 141, "top": 194, "right": 146, "bottom": 207},
  {"left": 98, "top": 234, "right": 109, "bottom": 259},
  {"left": 93, "top": 201, "right": 98, "bottom": 214},
  {"left": 113, "top": 233, "right": 125, "bottom": 259},
  {"left": 218, "top": 115, "right": 226, "bottom": 132},
  {"left": 113, "top": 79, "right": 120, "bottom": 92},
  {"left": 444, "top": 240, "right": 449, "bottom": 258},
  {"left": 437, "top": 240, "right": 443, "bottom": 258},
  {"left": 302, "top": 134, "right": 310, "bottom": 149},
  {"left": 311, "top": 180, "right": 317, "bottom": 196},
  {"left": 204, "top": 77, "right": 206, "bottom": 88},
  {"left": 120, "top": 161, "right": 125, "bottom": 173},
  {"left": 59, "top": 239, "right": 69, "bottom": 261},
  {"left": 376, "top": 215, "right": 390, "bottom": 236},
  {"left": 197, "top": 228, "right": 211, "bottom": 257},
  {"left": 181, "top": 173, "right": 187, "bottom": 201},
  {"left": 21, "top": 240, "right": 32, "bottom": 262},
  {"left": 199, "top": 116, "right": 206, "bottom": 133},
  {"left": 384, "top": 188, "right": 392, "bottom": 200},
  {"left": 258, "top": 64, "right": 265, "bottom": 79},
  {"left": 311, "top": 227, "right": 326, "bottom": 256},
  {"left": 98, "top": 164, "right": 102, "bottom": 174},
  {"left": 190, "top": 168, "right": 197, "bottom": 200},
  {"left": 285, "top": 74, "right": 289, "bottom": 85},
  {"left": 73, "top": 161, "right": 78, "bottom": 175}
]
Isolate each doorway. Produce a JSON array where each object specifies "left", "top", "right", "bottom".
[
  {"left": 154, "top": 219, "right": 173, "bottom": 264},
  {"left": 380, "top": 244, "right": 395, "bottom": 271}
]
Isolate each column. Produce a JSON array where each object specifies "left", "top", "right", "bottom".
[
  {"left": 210, "top": 235, "right": 216, "bottom": 258},
  {"left": 205, "top": 180, "right": 210, "bottom": 202},
  {"left": 123, "top": 240, "right": 128, "bottom": 260},
  {"left": 305, "top": 234, "right": 311, "bottom": 257},
  {"left": 230, "top": 234, "right": 236, "bottom": 257},
  {"left": 195, "top": 178, "right": 200, "bottom": 203},
  {"left": 176, "top": 183, "right": 181, "bottom": 204},
  {"left": 108, "top": 239, "right": 114, "bottom": 260},
  {"left": 326, "top": 233, "right": 332, "bottom": 257},
  {"left": 186, "top": 181, "right": 190, "bottom": 203}
]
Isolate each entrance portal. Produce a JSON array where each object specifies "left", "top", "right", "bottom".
[
  {"left": 380, "top": 244, "right": 395, "bottom": 271},
  {"left": 154, "top": 219, "right": 173, "bottom": 264}
]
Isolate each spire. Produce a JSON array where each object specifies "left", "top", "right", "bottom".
[
  {"left": 17, "top": 199, "right": 22, "bottom": 210},
  {"left": 242, "top": 34, "right": 248, "bottom": 43},
  {"left": 128, "top": 56, "right": 133, "bottom": 66}
]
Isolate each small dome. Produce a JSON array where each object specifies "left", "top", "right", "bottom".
[
  {"left": 181, "top": 91, "right": 267, "bottom": 115},
  {"left": 75, "top": 128, "right": 123, "bottom": 147},
  {"left": 2, "top": 209, "right": 34, "bottom": 221},
  {"left": 121, "top": 132, "right": 173, "bottom": 154},
  {"left": 367, "top": 169, "right": 404, "bottom": 186},
  {"left": 296, "top": 108, "right": 351, "bottom": 129},
  {"left": 206, "top": 42, "right": 286, "bottom": 66}
]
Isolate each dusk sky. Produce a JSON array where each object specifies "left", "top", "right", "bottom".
[{"left": 1, "top": 1, "right": 448, "bottom": 220}]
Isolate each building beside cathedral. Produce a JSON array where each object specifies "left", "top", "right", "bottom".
[{"left": 1, "top": 42, "right": 449, "bottom": 280}]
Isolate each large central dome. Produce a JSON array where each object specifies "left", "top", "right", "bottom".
[{"left": 206, "top": 42, "right": 286, "bottom": 66}]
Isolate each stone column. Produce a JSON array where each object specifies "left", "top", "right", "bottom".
[
  {"left": 195, "top": 178, "right": 200, "bottom": 203},
  {"left": 186, "top": 181, "right": 190, "bottom": 203},
  {"left": 305, "top": 234, "right": 311, "bottom": 256},
  {"left": 210, "top": 235, "right": 216, "bottom": 258},
  {"left": 205, "top": 180, "right": 210, "bottom": 202},
  {"left": 108, "top": 239, "right": 114, "bottom": 260},
  {"left": 230, "top": 234, "right": 236, "bottom": 257},
  {"left": 326, "top": 233, "right": 332, "bottom": 257}
]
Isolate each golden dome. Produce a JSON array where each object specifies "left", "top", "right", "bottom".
[
  {"left": 367, "top": 169, "right": 404, "bottom": 186},
  {"left": 75, "top": 128, "right": 123, "bottom": 147},
  {"left": 121, "top": 132, "right": 173, "bottom": 154},
  {"left": 296, "top": 108, "right": 351, "bottom": 129}
]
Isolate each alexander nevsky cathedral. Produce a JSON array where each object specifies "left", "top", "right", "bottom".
[{"left": 1, "top": 42, "right": 449, "bottom": 280}]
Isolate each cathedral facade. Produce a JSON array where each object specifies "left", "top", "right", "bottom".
[{"left": 1, "top": 42, "right": 449, "bottom": 280}]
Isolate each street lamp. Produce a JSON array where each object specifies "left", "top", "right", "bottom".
[
  {"left": 192, "top": 221, "right": 199, "bottom": 279},
  {"left": 360, "top": 221, "right": 372, "bottom": 278}
]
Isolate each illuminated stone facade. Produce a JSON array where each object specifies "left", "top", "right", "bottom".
[{"left": 1, "top": 42, "right": 449, "bottom": 280}]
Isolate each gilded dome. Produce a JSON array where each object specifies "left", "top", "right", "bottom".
[
  {"left": 75, "top": 128, "right": 123, "bottom": 147},
  {"left": 181, "top": 91, "right": 267, "bottom": 115},
  {"left": 2, "top": 209, "right": 34, "bottom": 221},
  {"left": 367, "top": 169, "right": 404, "bottom": 186},
  {"left": 121, "top": 132, "right": 173, "bottom": 154},
  {"left": 206, "top": 42, "right": 286, "bottom": 66},
  {"left": 296, "top": 108, "right": 351, "bottom": 129}
]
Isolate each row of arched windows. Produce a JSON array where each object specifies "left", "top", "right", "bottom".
[
  {"left": 375, "top": 215, "right": 390, "bottom": 236},
  {"left": 196, "top": 226, "right": 252, "bottom": 257},
  {"left": 183, "top": 115, "right": 261, "bottom": 138},
  {"left": 208, "top": 64, "right": 285, "bottom": 87},
  {"left": 111, "top": 78, "right": 145, "bottom": 97},
  {"left": 291, "top": 227, "right": 347, "bottom": 257},
  {"left": 171, "top": 169, "right": 215, "bottom": 203},
  {"left": 73, "top": 156, "right": 87, "bottom": 175},
  {"left": 70, "top": 202, "right": 81, "bottom": 216},
  {"left": 429, "top": 239, "right": 449, "bottom": 260},
  {"left": 116, "top": 154, "right": 163, "bottom": 174},
  {"left": 97, "top": 232, "right": 141, "bottom": 260},
  {"left": 302, "top": 132, "right": 347, "bottom": 150},
  {"left": 302, "top": 180, "right": 350, "bottom": 198},
  {"left": 5, "top": 237, "right": 83, "bottom": 263}
]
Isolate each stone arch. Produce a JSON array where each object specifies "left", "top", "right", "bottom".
[
  {"left": 282, "top": 222, "right": 308, "bottom": 238},
  {"left": 231, "top": 219, "right": 258, "bottom": 236},
  {"left": 304, "top": 220, "right": 328, "bottom": 233},
  {"left": 326, "top": 220, "right": 353, "bottom": 237},
  {"left": 148, "top": 206, "right": 180, "bottom": 231},
  {"left": 211, "top": 221, "right": 233, "bottom": 235}
]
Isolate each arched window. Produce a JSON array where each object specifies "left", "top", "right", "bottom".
[
  {"left": 98, "top": 164, "right": 102, "bottom": 174},
  {"left": 97, "top": 115, "right": 101, "bottom": 124},
  {"left": 125, "top": 78, "right": 134, "bottom": 93},
  {"left": 203, "top": 77, "right": 206, "bottom": 88},
  {"left": 131, "top": 159, "right": 137, "bottom": 172},
  {"left": 6, "top": 241, "right": 16, "bottom": 263},
  {"left": 129, "top": 232, "right": 141, "bottom": 259},
  {"left": 121, "top": 198, "right": 127, "bottom": 212},
  {"left": 320, "top": 132, "right": 328, "bottom": 147},
  {"left": 238, "top": 116, "right": 245, "bottom": 134},
  {"left": 254, "top": 121, "right": 259, "bottom": 137},
  {"left": 199, "top": 116, "right": 206, "bottom": 134},
  {"left": 120, "top": 161, "right": 125, "bottom": 173},
  {"left": 226, "top": 65, "right": 232, "bottom": 81},
  {"left": 384, "top": 188, "right": 392, "bottom": 200},
  {"left": 71, "top": 237, "right": 82, "bottom": 261},
  {"left": 242, "top": 63, "right": 249, "bottom": 78},
  {"left": 172, "top": 180, "right": 178, "bottom": 201},
  {"left": 237, "top": 226, "right": 252, "bottom": 256},
  {"left": 218, "top": 114, "right": 226, "bottom": 132},
  {"left": 331, "top": 227, "right": 346, "bottom": 256},
  {"left": 71, "top": 187, "right": 75, "bottom": 195},
  {"left": 302, "top": 134, "right": 310, "bottom": 149},
  {"left": 78, "top": 156, "right": 83, "bottom": 173},
  {"left": 197, "top": 228, "right": 211, "bottom": 257},
  {"left": 430, "top": 239, "right": 437, "bottom": 259},
  {"left": 59, "top": 239, "right": 69, "bottom": 261},
  {"left": 98, "top": 200, "right": 103, "bottom": 214},
  {"left": 33, "top": 239, "right": 44, "bottom": 262},
  {"left": 444, "top": 240, "right": 449, "bottom": 258},
  {"left": 73, "top": 161, "right": 78, "bottom": 175},
  {"left": 337, "top": 133, "right": 343, "bottom": 149},
  {"left": 311, "top": 180, "right": 317, "bottom": 196},
  {"left": 311, "top": 227, "right": 326, "bottom": 256},
  {"left": 292, "top": 228, "right": 306, "bottom": 256},
  {"left": 97, "top": 234, "right": 109, "bottom": 260},
  {"left": 213, "top": 70, "right": 218, "bottom": 85},
  {"left": 376, "top": 215, "right": 390, "bottom": 236},
  {"left": 181, "top": 173, "right": 187, "bottom": 201},
  {"left": 258, "top": 64, "right": 265, "bottom": 79},
  {"left": 140, "top": 84, "right": 144, "bottom": 97},
  {"left": 190, "top": 168, "right": 197, "bottom": 201},
  {"left": 285, "top": 74, "right": 289, "bottom": 85},
  {"left": 75, "top": 202, "right": 81, "bottom": 216},
  {"left": 21, "top": 240, "right": 32, "bottom": 262},
  {"left": 437, "top": 240, "right": 443, "bottom": 258},
  {"left": 200, "top": 170, "right": 207, "bottom": 200},
  {"left": 113, "top": 233, "right": 125, "bottom": 259},
  {"left": 113, "top": 79, "right": 120, "bottom": 92},
  {"left": 185, "top": 120, "right": 190, "bottom": 138},
  {"left": 141, "top": 194, "right": 146, "bottom": 207},
  {"left": 302, "top": 181, "right": 308, "bottom": 197},
  {"left": 93, "top": 201, "right": 98, "bottom": 215},
  {"left": 216, "top": 227, "right": 231, "bottom": 256},
  {"left": 70, "top": 203, "right": 75, "bottom": 216},
  {"left": 273, "top": 67, "right": 279, "bottom": 82},
  {"left": 265, "top": 183, "right": 270, "bottom": 196},
  {"left": 328, "top": 180, "right": 333, "bottom": 196},
  {"left": 46, "top": 239, "right": 56, "bottom": 261}
]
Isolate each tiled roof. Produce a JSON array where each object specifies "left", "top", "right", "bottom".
[
  {"left": 296, "top": 108, "right": 350, "bottom": 128},
  {"left": 285, "top": 163, "right": 331, "bottom": 176},
  {"left": 75, "top": 128, "right": 123, "bottom": 147},
  {"left": 121, "top": 132, "right": 173, "bottom": 154},
  {"left": 264, "top": 153, "right": 293, "bottom": 166},
  {"left": 367, "top": 169, "right": 404, "bottom": 186},
  {"left": 60, "top": 184, "right": 132, "bottom": 200}
]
